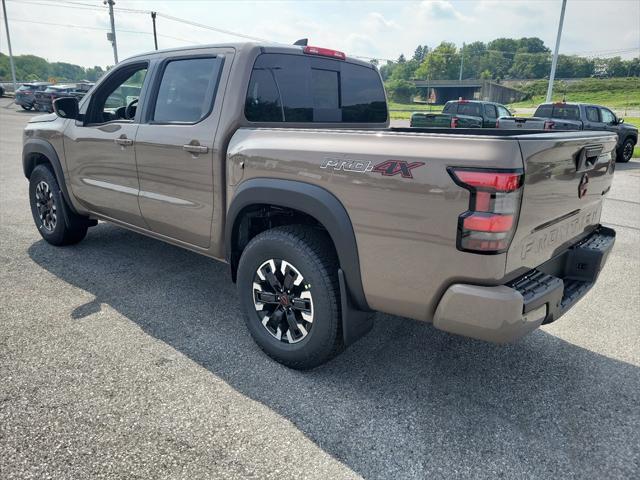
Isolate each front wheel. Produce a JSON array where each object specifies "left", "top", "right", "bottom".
[
  {"left": 237, "top": 225, "right": 343, "bottom": 370},
  {"left": 21, "top": 104, "right": 33, "bottom": 111},
  {"left": 617, "top": 138, "right": 635, "bottom": 163},
  {"left": 29, "top": 164, "right": 89, "bottom": 246}
]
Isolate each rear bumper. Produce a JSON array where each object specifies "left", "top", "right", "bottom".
[{"left": 433, "top": 226, "right": 615, "bottom": 343}]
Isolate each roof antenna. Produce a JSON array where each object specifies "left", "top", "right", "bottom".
[{"left": 293, "top": 38, "right": 308, "bottom": 46}]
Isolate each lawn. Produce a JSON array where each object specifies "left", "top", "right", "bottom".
[
  {"left": 388, "top": 102, "right": 443, "bottom": 119},
  {"left": 509, "top": 90, "right": 640, "bottom": 109}
]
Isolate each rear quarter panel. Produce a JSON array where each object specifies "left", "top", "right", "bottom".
[{"left": 227, "top": 128, "right": 524, "bottom": 321}]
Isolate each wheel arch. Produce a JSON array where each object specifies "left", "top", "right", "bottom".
[
  {"left": 226, "top": 178, "right": 370, "bottom": 311},
  {"left": 23, "top": 138, "right": 79, "bottom": 214}
]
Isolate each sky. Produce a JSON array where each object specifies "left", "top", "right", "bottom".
[{"left": 1, "top": 0, "right": 639, "bottom": 68}]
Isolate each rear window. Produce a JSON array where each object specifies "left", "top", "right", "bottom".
[
  {"left": 245, "top": 53, "right": 387, "bottom": 123},
  {"left": 442, "top": 102, "right": 456, "bottom": 114},
  {"left": 535, "top": 105, "right": 552, "bottom": 117},
  {"left": 552, "top": 104, "right": 580, "bottom": 121},
  {"left": 457, "top": 102, "right": 481, "bottom": 117},
  {"left": 535, "top": 104, "right": 579, "bottom": 121}
]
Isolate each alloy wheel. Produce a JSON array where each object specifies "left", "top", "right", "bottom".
[
  {"left": 35, "top": 180, "right": 57, "bottom": 232},
  {"left": 252, "top": 258, "right": 314, "bottom": 344},
  {"left": 623, "top": 141, "right": 633, "bottom": 162}
]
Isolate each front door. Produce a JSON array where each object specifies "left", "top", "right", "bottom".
[
  {"left": 134, "top": 54, "right": 226, "bottom": 248},
  {"left": 63, "top": 62, "right": 150, "bottom": 227}
]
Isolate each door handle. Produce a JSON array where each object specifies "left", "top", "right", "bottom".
[
  {"left": 114, "top": 136, "right": 133, "bottom": 146},
  {"left": 182, "top": 143, "right": 209, "bottom": 154}
]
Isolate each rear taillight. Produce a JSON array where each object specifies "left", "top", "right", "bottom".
[
  {"left": 495, "top": 119, "right": 499, "bottom": 128},
  {"left": 451, "top": 117, "right": 459, "bottom": 128},
  {"left": 543, "top": 120, "right": 555, "bottom": 130},
  {"left": 448, "top": 167, "right": 524, "bottom": 254},
  {"left": 303, "top": 46, "right": 346, "bottom": 60}
]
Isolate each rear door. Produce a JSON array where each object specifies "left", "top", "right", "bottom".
[
  {"left": 483, "top": 103, "right": 498, "bottom": 127},
  {"left": 506, "top": 132, "right": 617, "bottom": 273},
  {"left": 134, "top": 51, "right": 229, "bottom": 248}
]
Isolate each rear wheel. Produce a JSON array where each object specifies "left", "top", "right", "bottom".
[
  {"left": 29, "top": 164, "right": 89, "bottom": 246},
  {"left": 237, "top": 225, "right": 343, "bottom": 370},
  {"left": 617, "top": 138, "right": 635, "bottom": 163}
]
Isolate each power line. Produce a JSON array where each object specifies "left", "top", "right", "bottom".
[
  {"left": 5, "top": 0, "right": 640, "bottom": 63},
  {"left": 0, "top": 17, "right": 201, "bottom": 45}
]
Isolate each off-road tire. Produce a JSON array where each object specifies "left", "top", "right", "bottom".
[
  {"left": 617, "top": 138, "right": 635, "bottom": 163},
  {"left": 29, "top": 164, "right": 89, "bottom": 246},
  {"left": 237, "top": 225, "right": 343, "bottom": 370}
]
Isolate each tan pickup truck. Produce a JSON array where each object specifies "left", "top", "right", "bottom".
[{"left": 23, "top": 42, "right": 616, "bottom": 369}]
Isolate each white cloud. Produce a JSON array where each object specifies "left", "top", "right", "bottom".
[
  {"left": 418, "top": 0, "right": 471, "bottom": 22},
  {"left": 0, "top": 0, "right": 637, "bottom": 68}
]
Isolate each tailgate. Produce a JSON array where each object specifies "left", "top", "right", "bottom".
[
  {"left": 499, "top": 117, "right": 546, "bottom": 130},
  {"left": 506, "top": 131, "right": 617, "bottom": 273},
  {"left": 411, "top": 113, "right": 451, "bottom": 127}
]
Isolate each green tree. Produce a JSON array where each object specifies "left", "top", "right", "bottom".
[
  {"left": 384, "top": 78, "right": 417, "bottom": 103},
  {"left": 415, "top": 42, "right": 459, "bottom": 80},
  {"left": 509, "top": 52, "right": 551, "bottom": 79}
]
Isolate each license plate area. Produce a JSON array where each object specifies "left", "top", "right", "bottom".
[{"left": 507, "top": 226, "right": 615, "bottom": 323}]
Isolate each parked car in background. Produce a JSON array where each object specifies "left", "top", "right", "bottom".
[
  {"left": 22, "top": 42, "right": 617, "bottom": 369},
  {"left": 35, "top": 84, "right": 95, "bottom": 113},
  {"left": 410, "top": 100, "right": 512, "bottom": 128},
  {"left": 497, "top": 102, "right": 637, "bottom": 162},
  {"left": 15, "top": 82, "right": 51, "bottom": 110},
  {"left": 0, "top": 84, "right": 5, "bottom": 97}
]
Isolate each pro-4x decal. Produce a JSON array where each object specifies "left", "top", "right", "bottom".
[
  {"left": 321, "top": 159, "right": 425, "bottom": 179},
  {"left": 372, "top": 160, "right": 425, "bottom": 178}
]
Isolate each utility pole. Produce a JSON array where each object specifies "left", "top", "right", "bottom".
[
  {"left": 459, "top": 43, "right": 465, "bottom": 81},
  {"left": 105, "top": 0, "right": 118, "bottom": 64},
  {"left": 1, "top": 0, "right": 18, "bottom": 97},
  {"left": 151, "top": 12, "right": 158, "bottom": 50},
  {"left": 546, "top": 0, "right": 567, "bottom": 102}
]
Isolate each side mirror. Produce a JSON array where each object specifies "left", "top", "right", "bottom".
[
  {"left": 618, "top": 118, "right": 624, "bottom": 124},
  {"left": 53, "top": 96, "right": 79, "bottom": 119}
]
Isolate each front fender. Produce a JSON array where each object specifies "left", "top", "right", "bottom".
[{"left": 22, "top": 138, "right": 79, "bottom": 214}]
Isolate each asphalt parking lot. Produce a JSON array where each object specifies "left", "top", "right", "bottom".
[{"left": 1, "top": 97, "right": 639, "bottom": 479}]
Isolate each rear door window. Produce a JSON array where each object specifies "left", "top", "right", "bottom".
[
  {"left": 152, "top": 57, "right": 224, "bottom": 123},
  {"left": 484, "top": 104, "right": 497, "bottom": 119},
  {"left": 585, "top": 106, "right": 600, "bottom": 122},
  {"left": 245, "top": 53, "right": 387, "bottom": 123}
]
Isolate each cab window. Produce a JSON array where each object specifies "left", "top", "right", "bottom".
[
  {"left": 152, "top": 57, "right": 224, "bottom": 124},
  {"left": 484, "top": 104, "right": 497, "bottom": 119},
  {"left": 586, "top": 106, "right": 600, "bottom": 122},
  {"left": 600, "top": 108, "right": 616, "bottom": 124},
  {"left": 85, "top": 63, "right": 148, "bottom": 124}
]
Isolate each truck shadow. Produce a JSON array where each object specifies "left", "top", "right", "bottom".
[{"left": 28, "top": 224, "right": 639, "bottom": 479}]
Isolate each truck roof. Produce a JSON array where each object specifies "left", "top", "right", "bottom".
[{"left": 125, "top": 41, "right": 374, "bottom": 69}]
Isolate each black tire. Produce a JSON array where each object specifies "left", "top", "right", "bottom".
[
  {"left": 237, "top": 225, "right": 343, "bottom": 370},
  {"left": 21, "top": 104, "right": 33, "bottom": 111},
  {"left": 617, "top": 138, "right": 635, "bottom": 163},
  {"left": 29, "top": 164, "right": 89, "bottom": 246}
]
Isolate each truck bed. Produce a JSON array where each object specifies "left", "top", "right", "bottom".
[{"left": 228, "top": 127, "right": 617, "bottom": 321}]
